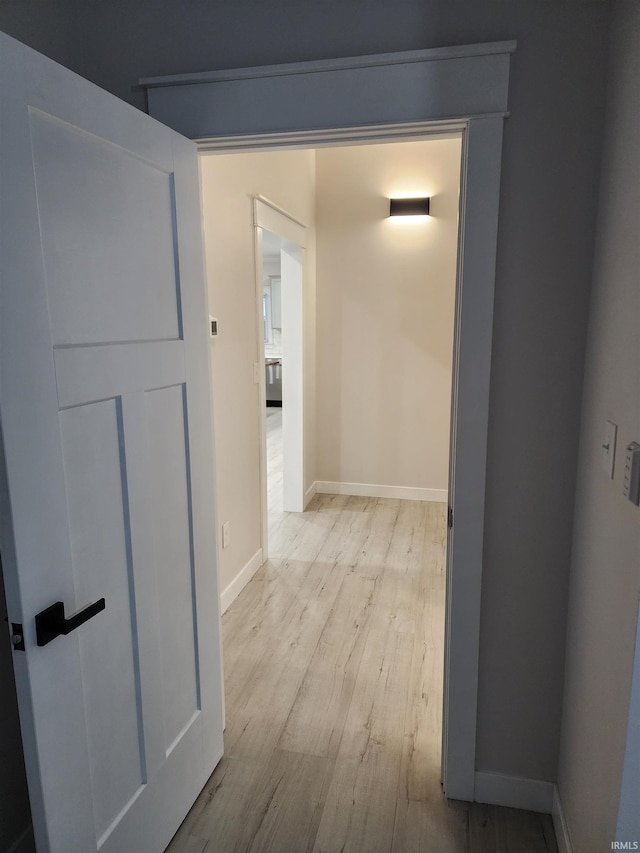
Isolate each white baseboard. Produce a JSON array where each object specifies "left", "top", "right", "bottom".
[
  {"left": 552, "top": 786, "right": 573, "bottom": 853},
  {"left": 8, "top": 825, "right": 34, "bottom": 853},
  {"left": 220, "top": 548, "right": 263, "bottom": 614},
  {"left": 315, "top": 481, "right": 448, "bottom": 503},
  {"left": 304, "top": 481, "right": 317, "bottom": 508},
  {"left": 474, "top": 771, "right": 554, "bottom": 814}
]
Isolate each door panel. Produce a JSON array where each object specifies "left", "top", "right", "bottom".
[
  {"left": 144, "top": 384, "right": 200, "bottom": 753},
  {"left": 30, "top": 109, "right": 181, "bottom": 346},
  {"left": 60, "top": 400, "right": 146, "bottom": 841},
  {"left": 0, "top": 32, "right": 224, "bottom": 853}
]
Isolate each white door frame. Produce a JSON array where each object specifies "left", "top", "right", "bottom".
[
  {"left": 252, "top": 195, "right": 307, "bottom": 554},
  {"left": 142, "top": 42, "right": 514, "bottom": 801}
]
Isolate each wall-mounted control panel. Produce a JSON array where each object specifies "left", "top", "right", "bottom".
[{"left": 623, "top": 442, "right": 640, "bottom": 506}]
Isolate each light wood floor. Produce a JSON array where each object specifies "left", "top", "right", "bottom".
[
  {"left": 167, "top": 411, "right": 557, "bottom": 853},
  {"left": 266, "top": 406, "right": 283, "bottom": 528}
]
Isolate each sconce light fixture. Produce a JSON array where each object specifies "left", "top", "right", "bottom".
[{"left": 389, "top": 197, "right": 430, "bottom": 217}]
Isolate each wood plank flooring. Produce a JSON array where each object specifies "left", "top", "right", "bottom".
[
  {"left": 266, "top": 406, "right": 283, "bottom": 538},
  {"left": 167, "top": 412, "right": 557, "bottom": 853}
]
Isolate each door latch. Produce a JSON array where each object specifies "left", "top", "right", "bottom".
[
  {"left": 3, "top": 616, "right": 24, "bottom": 651},
  {"left": 448, "top": 506, "right": 453, "bottom": 529},
  {"left": 11, "top": 623, "right": 24, "bottom": 651}
]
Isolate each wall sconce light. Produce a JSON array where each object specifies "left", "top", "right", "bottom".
[{"left": 389, "top": 197, "right": 431, "bottom": 217}]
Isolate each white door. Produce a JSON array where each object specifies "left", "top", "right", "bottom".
[{"left": 0, "top": 33, "right": 224, "bottom": 853}]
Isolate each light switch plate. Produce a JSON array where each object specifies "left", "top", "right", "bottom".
[
  {"left": 623, "top": 442, "right": 640, "bottom": 506},
  {"left": 602, "top": 420, "right": 617, "bottom": 478}
]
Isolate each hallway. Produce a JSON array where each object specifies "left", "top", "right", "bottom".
[{"left": 167, "top": 490, "right": 557, "bottom": 852}]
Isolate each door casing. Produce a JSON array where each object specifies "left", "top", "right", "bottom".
[
  {"left": 142, "top": 43, "right": 514, "bottom": 800},
  {"left": 253, "top": 195, "right": 308, "bottom": 554}
]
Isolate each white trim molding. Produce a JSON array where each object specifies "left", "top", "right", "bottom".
[
  {"left": 196, "top": 120, "right": 466, "bottom": 153},
  {"left": 474, "top": 771, "right": 554, "bottom": 815},
  {"left": 316, "top": 481, "right": 448, "bottom": 503},
  {"left": 140, "top": 42, "right": 517, "bottom": 89},
  {"left": 141, "top": 43, "right": 514, "bottom": 141},
  {"left": 144, "top": 42, "right": 515, "bottom": 802},
  {"left": 552, "top": 786, "right": 574, "bottom": 853},
  {"left": 220, "top": 548, "right": 264, "bottom": 614},
  {"left": 304, "top": 481, "right": 317, "bottom": 508},
  {"left": 252, "top": 195, "right": 308, "bottom": 247}
]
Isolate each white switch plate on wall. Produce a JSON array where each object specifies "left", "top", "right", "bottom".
[
  {"left": 623, "top": 442, "right": 640, "bottom": 505},
  {"left": 602, "top": 420, "right": 618, "bottom": 478}
]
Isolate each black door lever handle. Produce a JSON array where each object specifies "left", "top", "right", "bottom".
[{"left": 35, "top": 598, "right": 106, "bottom": 647}]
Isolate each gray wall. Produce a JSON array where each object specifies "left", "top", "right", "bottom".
[
  {"left": 0, "top": 0, "right": 80, "bottom": 72},
  {"left": 0, "top": 0, "right": 611, "bottom": 792},
  {"left": 557, "top": 3, "right": 640, "bottom": 850}
]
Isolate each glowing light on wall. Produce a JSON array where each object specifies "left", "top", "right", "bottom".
[{"left": 389, "top": 197, "right": 431, "bottom": 217}]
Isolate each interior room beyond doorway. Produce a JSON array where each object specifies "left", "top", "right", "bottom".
[{"left": 200, "top": 135, "right": 463, "bottom": 612}]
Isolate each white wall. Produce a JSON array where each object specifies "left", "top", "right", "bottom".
[
  {"left": 315, "top": 139, "right": 460, "bottom": 495},
  {"left": 200, "top": 149, "right": 316, "bottom": 597},
  {"left": 557, "top": 3, "right": 640, "bottom": 850}
]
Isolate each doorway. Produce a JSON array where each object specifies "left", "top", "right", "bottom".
[
  {"left": 256, "top": 213, "right": 307, "bottom": 551},
  {"left": 199, "top": 137, "right": 461, "bottom": 826},
  {"left": 261, "top": 229, "right": 285, "bottom": 531},
  {"left": 149, "top": 44, "right": 512, "bottom": 800}
]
